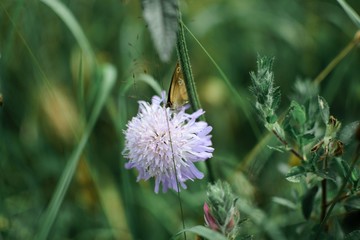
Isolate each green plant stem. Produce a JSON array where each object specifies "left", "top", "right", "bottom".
[
  {"left": 77, "top": 51, "right": 85, "bottom": 117},
  {"left": 320, "top": 154, "right": 329, "bottom": 224},
  {"left": 176, "top": 14, "right": 215, "bottom": 183},
  {"left": 326, "top": 193, "right": 350, "bottom": 207},
  {"left": 314, "top": 30, "right": 360, "bottom": 84},
  {"left": 165, "top": 108, "right": 187, "bottom": 240},
  {"left": 176, "top": 22, "right": 202, "bottom": 117},
  {"left": 316, "top": 143, "right": 360, "bottom": 238},
  {"left": 320, "top": 179, "right": 327, "bottom": 223},
  {"left": 271, "top": 129, "right": 304, "bottom": 161}
]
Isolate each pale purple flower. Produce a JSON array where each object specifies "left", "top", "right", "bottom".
[{"left": 122, "top": 92, "right": 214, "bottom": 193}]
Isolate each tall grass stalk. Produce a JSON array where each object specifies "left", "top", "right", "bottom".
[
  {"left": 36, "top": 64, "right": 116, "bottom": 240},
  {"left": 40, "top": 0, "right": 96, "bottom": 70},
  {"left": 176, "top": 14, "right": 213, "bottom": 183}
]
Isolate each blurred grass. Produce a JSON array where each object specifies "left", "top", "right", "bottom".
[{"left": 1, "top": 0, "right": 360, "bottom": 239}]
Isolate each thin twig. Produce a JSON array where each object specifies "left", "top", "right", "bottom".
[
  {"left": 272, "top": 129, "right": 305, "bottom": 161},
  {"left": 320, "top": 153, "right": 328, "bottom": 224},
  {"left": 325, "top": 193, "right": 351, "bottom": 207}
]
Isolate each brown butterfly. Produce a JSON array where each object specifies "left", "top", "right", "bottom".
[{"left": 166, "top": 62, "right": 189, "bottom": 109}]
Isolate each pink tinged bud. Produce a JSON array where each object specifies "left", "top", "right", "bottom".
[
  {"left": 226, "top": 218, "right": 235, "bottom": 230},
  {"left": 203, "top": 203, "right": 220, "bottom": 231},
  {"left": 225, "top": 209, "right": 239, "bottom": 232}
]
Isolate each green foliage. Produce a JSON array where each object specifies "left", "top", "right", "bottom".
[
  {"left": 250, "top": 53, "right": 360, "bottom": 239},
  {"left": 301, "top": 186, "right": 319, "bottom": 220}
]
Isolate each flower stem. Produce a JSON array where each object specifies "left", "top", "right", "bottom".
[
  {"left": 164, "top": 107, "right": 187, "bottom": 240},
  {"left": 176, "top": 12, "right": 215, "bottom": 183}
]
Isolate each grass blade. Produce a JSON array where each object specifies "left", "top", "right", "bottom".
[
  {"left": 40, "top": 0, "right": 96, "bottom": 68},
  {"left": 337, "top": 0, "right": 360, "bottom": 29},
  {"left": 172, "top": 226, "right": 228, "bottom": 240},
  {"left": 36, "top": 64, "right": 116, "bottom": 240}
]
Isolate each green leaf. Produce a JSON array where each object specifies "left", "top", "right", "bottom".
[
  {"left": 172, "top": 226, "right": 228, "bottom": 240},
  {"left": 141, "top": 0, "right": 179, "bottom": 62},
  {"left": 337, "top": 0, "right": 360, "bottom": 29},
  {"left": 344, "top": 196, "right": 360, "bottom": 210},
  {"left": 286, "top": 166, "right": 306, "bottom": 183},
  {"left": 267, "top": 145, "right": 287, "bottom": 153},
  {"left": 301, "top": 185, "right": 319, "bottom": 220},
  {"left": 339, "top": 159, "right": 359, "bottom": 184},
  {"left": 266, "top": 114, "right": 278, "bottom": 124},
  {"left": 345, "top": 230, "right": 360, "bottom": 240},
  {"left": 339, "top": 121, "right": 360, "bottom": 145},
  {"left": 272, "top": 196, "right": 297, "bottom": 209},
  {"left": 40, "top": 0, "right": 95, "bottom": 69},
  {"left": 298, "top": 133, "right": 315, "bottom": 146},
  {"left": 289, "top": 101, "right": 306, "bottom": 125},
  {"left": 318, "top": 96, "right": 329, "bottom": 124},
  {"left": 315, "top": 170, "right": 336, "bottom": 183},
  {"left": 282, "top": 101, "right": 308, "bottom": 146}
]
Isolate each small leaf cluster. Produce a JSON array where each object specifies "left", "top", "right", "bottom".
[{"left": 250, "top": 55, "right": 360, "bottom": 238}]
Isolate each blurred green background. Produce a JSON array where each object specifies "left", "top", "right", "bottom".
[{"left": 1, "top": 0, "right": 360, "bottom": 239}]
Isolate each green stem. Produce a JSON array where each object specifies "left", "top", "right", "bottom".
[
  {"left": 271, "top": 129, "right": 304, "bottom": 161},
  {"left": 314, "top": 31, "right": 360, "bottom": 85},
  {"left": 176, "top": 23, "right": 202, "bottom": 118},
  {"left": 176, "top": 13, "right": 214, "bottom": 183},
  {"left": 316, "top": 143, "right": 360, "bottom": 238},
  {"left": 320, "top": 153, "right": 329, "bottom": 225}
]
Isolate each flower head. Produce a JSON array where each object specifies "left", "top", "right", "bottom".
[{"left": 122, "top": 92, "right": 214, "bottom": 193}]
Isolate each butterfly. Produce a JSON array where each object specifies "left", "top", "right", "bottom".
[{"left": 166, "top": 62, "right": 189, "bottom": 109}]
